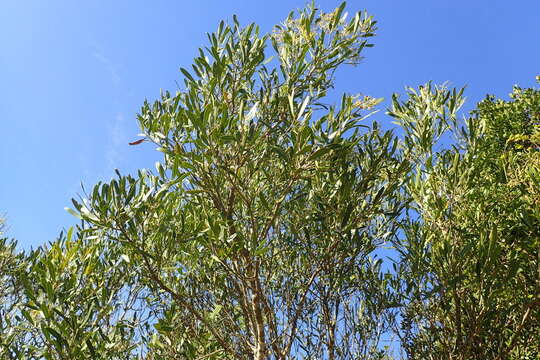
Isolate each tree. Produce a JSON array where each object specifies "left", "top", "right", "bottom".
[
  {"left": 0, "top": 218, "right": 28, "bottom": 357},
  {"left": 69, "top": 3, "right": 408, "bottom": 359},
  {"left": 0, "top": 225, "right": 152, "bottom": 359},
  {"left": 3, "top": 3, "right": 537, "bottom": 359},
  {"left": 390, "top": 81, "right": 540, "bottom": 359}
]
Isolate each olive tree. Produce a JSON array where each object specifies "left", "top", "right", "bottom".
[
  {"left": 0, "top": 225, "right": 152, "bottom": 359},
  {"left": 70, "top": 3, "right": 408, "bottom": 359},
  {"left": 0, "top": 219, "right": 28, "bottom": 358},
  {"left": 390, "top": 81, "right": 540, "bottom": 359}
]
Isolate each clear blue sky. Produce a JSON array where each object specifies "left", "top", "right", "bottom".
[{"left": 1, "top": 0, "right": 538, "bottom": 249}]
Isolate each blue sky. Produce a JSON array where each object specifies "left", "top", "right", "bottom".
[{"left": 1, "top": 0, "right": 538, "bottom": 249}]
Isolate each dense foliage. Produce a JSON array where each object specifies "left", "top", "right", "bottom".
[
  {"left": 0, "top": 3, "right": 538, "bottom": 359},
  {"left": 390, "top": 83, "right": 539, "bottom": 360}
]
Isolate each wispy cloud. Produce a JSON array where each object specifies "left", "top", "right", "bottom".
[
  {"left": 91, "top": 47, "right": 121, "bottom": 86},
  {"left": 106, "top": 112, "right": 127, "bottom": 171},
  {"left": 90, "top": 43, "right": 130, "bottom": 174}
]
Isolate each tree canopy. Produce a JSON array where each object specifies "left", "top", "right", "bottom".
[
  {"left": 390, "top": 83, "right": 539, "bottom": 360},
  {"left": 0, "top": 3, "right": 538, "bottom": 360}
]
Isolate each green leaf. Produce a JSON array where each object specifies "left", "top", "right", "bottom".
[
  {"left": 64, "top": 207, "right": 82, "bottom": 220},
  {"left": 180, "top": 67, "right": 195, "bottom": 82}
]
